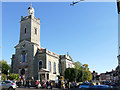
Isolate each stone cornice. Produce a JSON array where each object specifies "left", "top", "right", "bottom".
[
  {"left": 38, "top": 49, "right": 59, "bottom": 59},
  {"left": 20, "top": 15, "right": 40, "bottom": 25}
]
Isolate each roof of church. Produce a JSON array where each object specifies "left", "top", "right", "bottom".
[
  {"left": 38, "top": 48, "right": 60, "bottom": 58},
  {"left": 38, "top": 48, "right": 74, "bottom": 63}
]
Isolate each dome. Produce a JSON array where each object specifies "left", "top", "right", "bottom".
[
  {"left": 28, "top": 7, "right": 31, "bottom": 9},
  {"left": 27, "top": 4, "right": 34, "bottom": 16}
]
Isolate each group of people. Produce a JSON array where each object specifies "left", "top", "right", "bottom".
[
  {"left": 16, "top": 79, "right": 54, "bottom": 89},
  {"left": 35, "top": 80, "right": 53, "bottom": 89},
  {"left": 58, "top": 80, "right": 77, "bottom": 89},
  {"left": 16, "top": 79, "right": 78, "bottom": 89}
]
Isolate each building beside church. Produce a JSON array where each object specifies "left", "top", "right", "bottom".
[{"left": 11, "top": 5, "right": 75, "bottom": 81}]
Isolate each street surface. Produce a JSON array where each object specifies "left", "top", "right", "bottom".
[
  {"left": 16, "top": 88, "right": 61, "bottom": 90},
  {"left": 15, "top": 87, "right": 120, "bottom": 90}
]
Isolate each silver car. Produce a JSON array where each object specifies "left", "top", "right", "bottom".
[{"left": 0, "top": 80, "right": 17, "bottom": 90}]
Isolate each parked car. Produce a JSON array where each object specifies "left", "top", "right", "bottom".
[
  {"left": 0, "top": 80, "right": 17, "bottom": 90},
  {"left": 79, "top": 82, "right": 93, "bottom": 88},
  {"left": 105, "top": 81, "right": 110, "bottom": 85},
  {"left": 92, "top": 85, "right": 109, "bottom": 89},
  {"left": 110, "top": 82, "right": 116, "bottom": 86}
]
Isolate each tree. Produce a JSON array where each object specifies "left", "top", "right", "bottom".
[
  {"left": 74, "top": 61, "right": 82, "bottom": 69},
  {"left": 0, "top": 60, "right": 11, "bottom": 75},
  {"left": 83, "top": 64, "right": 89, "bottom": 71},
  {"left": 74, "top": 61, "right": 92, "bottom": 82},
  {"left": 76, "top": 69, "right": 82, "bottom": 82},
  {"left": 64, "top": 68, "right": 78, "bottom": 82},
  {"left": 83, "top": 70, "right": 92, "bottom": 81},
  {"left": 64, "top": 67, "right": 92, "bottom": 82},
  {"left": 82, "top": 64, "right": 92, "bottom": 81}
]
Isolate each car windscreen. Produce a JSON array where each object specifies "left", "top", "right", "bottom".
[
  {"left": 81, "top": 83, "right": 90, "bottom": 85},
  {"left": 4, "top": 81, "right": 11, "bottom": 83}
]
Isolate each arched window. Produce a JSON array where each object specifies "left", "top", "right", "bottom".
[
  {"left": 68, "top": 64, "right": 70, "bottom": 68},
  {"left": 53, "top": 62, "right": 56, "bottom": 74},
  {"left": 49, "top": 61, "right": 51, "bottom": 72},
  {"left": 21, "top": 51, "right": 27, "bottom": 63},
  {"left": 39, "top": 60, "right": 42, "bottom": 70},
  {"left": 25, "top": 28, "right": 26, "bottom": 33},
  {"left": 39, "top": 61, "right": 42, "bottom": 65},
  {"left": 22, "top": 54, "right": 26, "bottom": 62},
  {"left": 35, "top": 28, "right": 37, "bottom": 35}
]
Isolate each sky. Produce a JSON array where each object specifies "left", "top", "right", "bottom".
[{"left": 1, "top": 2, "right": 118, "bottom": 74}]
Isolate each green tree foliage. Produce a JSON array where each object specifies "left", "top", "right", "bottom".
[
  {"left": 74, "top": 61, "right": 82, "bottom": 69},
  {"left": 83, "top": 64, "right": 89, "bottom": 71},
  {"left": 0, "top": 60, "right": 11, "bottom": 75},
  {"left": 64, "top": 61, "right": 92, "bottom": 82},
  {"left": 7, "top": 73, "right": 19, "bottom": 80},
  {"left": 1, "top": 74, "right": 7, "bottom": 81},
  {"left": 64, "top": 68, "right": 78, "bottom": 82},
  {"left": 76, "top": 69, "right": 82, "bottom": 82}
]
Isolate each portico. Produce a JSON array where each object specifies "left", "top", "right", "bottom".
[{"left": 38, "top": 68, "right": 49, "bottom": 82}]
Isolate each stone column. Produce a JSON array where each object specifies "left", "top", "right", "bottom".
[{"left": 45, "top": 73, "right": 47, "bottom": 82}]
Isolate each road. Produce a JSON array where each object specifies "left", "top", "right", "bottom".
[
  {"left": 16, "top": 88, "right": 61, "bottom": 90},
  {"left": 15, "top": 87, "right": 120, "bottom": 90},
  {"left": 15, "top": 88, "right": 85, "bottom": 90}
]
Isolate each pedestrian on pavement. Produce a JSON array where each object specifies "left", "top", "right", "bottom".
[
  {"left": 28, "top": 80, "right": 31, "bottom": 88},
  {"left": 46, "top": 80, "right": 49, "bottom": 89},
  {"left": 74, "top": 81, "right": 76, "bottom": 88},
  {"left": 35, "top": 80, "right": 39, "bottom": 88},
  {"left": 50, "top": 80, "right": 53, "bottom": 89},
  {"left": 58, "top": 80, "right": 61, "bottom": 89}
]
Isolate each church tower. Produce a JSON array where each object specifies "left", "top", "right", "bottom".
[
  {"left": 11, "top": 5, "right": 41, "bottom": 80},
  {"left": 20, "top": 4, "right": 40, "bottom": 47}
]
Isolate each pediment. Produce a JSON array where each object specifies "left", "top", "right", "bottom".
[
  {"left": 67, "top": 55, "right": 72, "bottom": 61},
  {"left": 14, "top": 40, "right": 33, "bottom": 48}
]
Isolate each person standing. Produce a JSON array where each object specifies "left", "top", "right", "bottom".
[
  {"left": 74, "top": 81, "right": 76, "bottom": 88},
  {"left": 28, "top": 80, "right": 31, "bottom": 88},
  {"left": 50, "top": 81, "right": 53, "bottom": 89},
  {"left": 59, "top": 80, "right": 61, "bottom": 89},
  {"left": 36, "top": 80, "right": 39, "bottom": 88},
  {"left": 46, "top": 80, "right": 49, "bottom": 89}
]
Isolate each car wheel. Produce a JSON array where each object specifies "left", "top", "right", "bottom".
[{"left": 8, "top": 87, "right": 13, "bottom": 90}]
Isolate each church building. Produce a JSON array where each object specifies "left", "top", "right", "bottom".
[{"left": 11, "top": 5, "right": 75, "bottom": 81}]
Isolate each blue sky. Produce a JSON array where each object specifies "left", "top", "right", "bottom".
[{"left": 2, "top": 2, "right": 118, "bottom": 74}]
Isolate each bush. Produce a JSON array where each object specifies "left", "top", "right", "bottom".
[
  {"left": 2, "top": 74, "right": 7, "bottom": 81},
  {"left": 7, "top": 73, "right": 19, "bottom": 80}
]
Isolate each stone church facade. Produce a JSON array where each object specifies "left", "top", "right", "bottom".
[{"left": 11, "top": 5, "right": 75, "bottom": 81}]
